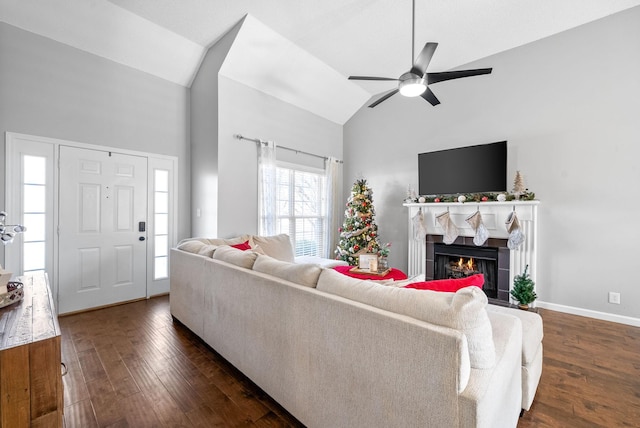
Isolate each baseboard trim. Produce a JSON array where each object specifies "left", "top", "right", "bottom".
[{"left": 536, "top": 300, "right": 640, "bottom": 327}]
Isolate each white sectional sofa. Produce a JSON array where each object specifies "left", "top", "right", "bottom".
[{"left": 170, "top": 235, "right": 537, "bottom": 428}]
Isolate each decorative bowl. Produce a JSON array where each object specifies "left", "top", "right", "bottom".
[{"left": 0, "top": 281, "right": 24, "bottom": 309}]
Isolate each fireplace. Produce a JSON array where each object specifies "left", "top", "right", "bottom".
[
  {"left": 404, "top": 201, "right": 539, "bottom": 305},
  {"left": 426, "top": 235, "right": 511, "bottom": 304}
]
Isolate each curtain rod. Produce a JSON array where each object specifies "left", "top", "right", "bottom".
[{"left": 234, "top": 134, "right": 342, "bottom": 163}]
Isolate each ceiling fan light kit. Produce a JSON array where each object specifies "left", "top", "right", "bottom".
[
  {"left": 348, "top": 0, "right": 492, "bottom": 108},
  {"left": 398, "top": 73, "right": 426, "bottom": 97}
]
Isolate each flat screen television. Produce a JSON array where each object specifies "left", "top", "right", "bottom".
[{"left": 418, "top": 141, "right": 507, "bottom": 195}]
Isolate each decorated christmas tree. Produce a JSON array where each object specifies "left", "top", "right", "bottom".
[{"left": 335, "top": 178, "right": 386, "bottom": 266}]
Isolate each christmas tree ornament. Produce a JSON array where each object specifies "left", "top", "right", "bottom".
[
  {"left": 497, "top": 193, "right": 506, "bottom": 202},
  {"left": 505, "top": 210, "right": 525, "bottom": 249},
  {"left": 458, "top": 195, "right": 466, "bottom": 203},
  {"left": 466, "top": 210, "right": 489, "bottom": 246},
  {"left": 418, "top": 196, "right": 426, "bottom": 203},
  {"left": 436, "top": 211, "right": 459, "bottom": 245}
]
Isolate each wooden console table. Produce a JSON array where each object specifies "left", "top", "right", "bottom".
[{"left": 0, "top": 273, "right": 63, "bottom": 427}]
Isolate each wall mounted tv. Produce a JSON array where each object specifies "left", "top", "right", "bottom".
[{"left": 418, "top": 141, "right": 507, "bottom": 195}]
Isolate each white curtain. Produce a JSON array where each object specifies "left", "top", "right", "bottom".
[
  {"left": 258, "top": 141, "right": 277, "bottom": 236},
  {"left": 324, "top": 157, "right": 343, "bottom": 258}
]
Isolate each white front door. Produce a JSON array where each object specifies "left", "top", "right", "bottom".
[{"left": 58, "top": 146, "right": 148, "bottom": 314}]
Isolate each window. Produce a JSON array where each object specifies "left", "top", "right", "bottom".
[
  {"left": 153, "top": 169, "right": 169, "bottom": 280},
  {"left": 22, "top": 156, "right": 47, "bottom": 274},
  {"left": 275, "top": 164, "right": 327, "bottom": 257},
  {"left": 5, "top": 135, "right": 55, "bottom": 285}
]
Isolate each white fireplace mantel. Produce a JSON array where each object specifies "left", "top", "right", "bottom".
[{"left": 404, "top": 201, "right": 540, "bottom": 302}]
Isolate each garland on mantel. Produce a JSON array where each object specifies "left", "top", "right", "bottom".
[
  {"left": 405, "top": 189, "right": 536, "bottom": 204},
  {"left": 405, "top": 171, "right": 536, "bottom": 203}
]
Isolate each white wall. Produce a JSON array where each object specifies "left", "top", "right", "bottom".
[
  {"left": 217, "top": 76, "right": 343, "bottom": 237},
  {"left": 190, "top": 17, "right": 343, "bottom": 239},
  {"left": 344, "top": 7, "right": 640, "bottom": 321},
  {"left": 0, "top": 22, "right": 191, "bottom": 258},
  {"left": 190, "top": 19, "right": 243, "bottom": 238}
]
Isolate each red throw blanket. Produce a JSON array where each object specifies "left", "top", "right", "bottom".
[{"left": 333, "top": 265, "right": 408, "bottom": 281}]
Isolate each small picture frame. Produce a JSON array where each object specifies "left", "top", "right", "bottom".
[{"left": 358, "top": 254, "right": 378, "bottom": 271}]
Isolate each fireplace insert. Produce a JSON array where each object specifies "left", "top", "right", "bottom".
[{"left": 426, "top": 235, "right": 511, "bottom": 303}]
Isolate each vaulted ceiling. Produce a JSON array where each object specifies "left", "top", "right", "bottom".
[{"left": 2, "top": 0, "right": 640, "bottom": 123}]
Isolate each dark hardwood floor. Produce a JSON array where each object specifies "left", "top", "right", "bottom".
[
  {"left": 59, "top": 296, "right": 303, "bottom": 427},
  {"left": 59, "top": 296, "right": 640, "bottom": 427},
  {"left": 518, "top": 308, "right": 640, "bottom": 428}
]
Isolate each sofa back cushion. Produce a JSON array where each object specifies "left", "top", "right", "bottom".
[
  {"left": 212, "top": 245, "right": 259, "bottom": 269},
  {"left": 253, "top": 255, "right": 322, "bottom": 288},
  {"left": 317, "top": 269, "right": 496, "bottom": 369},
  {"left": 251, "top": 234, "right": 295, "bottom": 263}
]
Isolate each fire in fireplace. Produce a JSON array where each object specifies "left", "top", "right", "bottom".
[
  {"left": 426, "top": 235, "right": 511, "bottom": 304},
  {"left": 447, "top": 257, "right": 479, "bottom": 278},
  {"left": 434, "top": 244, "right": 499, "bottom": 299}
]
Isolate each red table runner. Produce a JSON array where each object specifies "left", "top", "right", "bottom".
[{"left": 333, "top": 265, "right": 408, "bottom": 281}]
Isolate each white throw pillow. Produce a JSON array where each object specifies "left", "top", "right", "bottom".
[
  {"left": 251, "top": 234, "right": 295, "bottom": 263},
  {"left": 177, "top": 236, "right": 251, "bottom": 257},
  {"left": 212, "top": 245, "right": 258, "bottom": 269},
  {"left": 177, "top": 240, "right": 207, "bottom": 254},
  {"left": 253, "top": 255, "right": 322, "bottom": 288}
]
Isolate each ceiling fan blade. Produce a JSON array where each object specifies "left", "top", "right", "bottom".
[
  {"left": 368, "top": 89, "right": 399, "bottom": 108},
  {"left": 410, "top": 42, "right": 438, "bottom": 77},
  {"left": 420, "top": 87, "right": 440, "bottom": 106},
  {"left": 426, "top": 68, "right": 492, "bottom": 85},
  {"left": 349, "top": 76, "right": 399, "bottom": 81}
]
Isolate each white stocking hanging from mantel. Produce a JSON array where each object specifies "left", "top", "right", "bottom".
[
  {"left": 466, "top": 210, "right": 489, "bottom": 246},
  {"left": 412, "top": 208, "right": 427, "bottom": 241},
  {"left": 436, "top": 210, "right": 459, "bottom": 244},
  {"left": 505, "top": 209, "right": 526, "bottom": 249}
]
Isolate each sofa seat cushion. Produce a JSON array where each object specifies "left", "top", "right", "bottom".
[
  {"left": 251, "top": 234, "right": 295, "bottom": 263},
  {"left": 486, "top": 305, "right": 543, "bottom": 365},
  {"left": 212, "top": 245, "right": 259, "bottom": 269},
  {"left": 317, "top": 269, "right": 496, "bottom": 369},
  {"left": 253, "top": 255, "right": 322, "bottom": 288}
]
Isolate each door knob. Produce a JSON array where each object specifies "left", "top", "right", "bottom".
[{"left": 139, "top": 236, "right": 145, "bottom": 241}]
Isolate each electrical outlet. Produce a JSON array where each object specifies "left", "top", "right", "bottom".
[{"left": 608, "top": 292, "right": 621, "bottom": 304}]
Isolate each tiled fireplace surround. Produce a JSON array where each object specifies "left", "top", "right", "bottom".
[{"left": 404, "top": 201, "right": 539, "bottom": 305}]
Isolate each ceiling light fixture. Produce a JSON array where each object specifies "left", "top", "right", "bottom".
[{"left": 398, "top": 73, "right": 426, "bottom": 97}]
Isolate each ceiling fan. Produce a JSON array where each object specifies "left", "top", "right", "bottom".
[{"left": 348, "top": 0, "right": 492, "bottom": 108}]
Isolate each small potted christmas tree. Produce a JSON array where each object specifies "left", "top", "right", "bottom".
[{"left": 510, "top": 265, "right": 537, "bottom": 310}]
